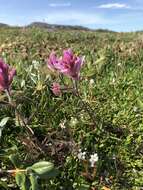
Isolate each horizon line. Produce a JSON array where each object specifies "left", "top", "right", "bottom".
[{"left": 0, "top": 21, "right": 142, "bottom": 33}]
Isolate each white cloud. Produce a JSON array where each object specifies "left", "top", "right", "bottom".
[
  {"left": 44, "top": 11, "right": 111, "bottom": 25},
  {"left": 98, "top": 3, "right": 130, "bottom": 9},
  {"left": 49, "top": 2, "right": 71, "bottom": 7}
]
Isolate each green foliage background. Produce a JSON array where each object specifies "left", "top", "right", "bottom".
[{"left": 0, "top": 27, "right": 143, "bottom": 189}]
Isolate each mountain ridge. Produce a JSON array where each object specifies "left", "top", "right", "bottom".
[{"left": 0, "top": 21, "right": 116, "bottom": 33}]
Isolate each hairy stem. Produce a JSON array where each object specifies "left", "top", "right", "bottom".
[
  {"left": 72, "top": 80, "right": 101, "bottom": 131},
  {"left": 5, "top": 89, "right": 34, "bottom": 136}
]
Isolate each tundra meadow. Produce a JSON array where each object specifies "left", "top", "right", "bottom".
[{"left": 0, "top": 27, "right": 143, "bottom": 190}]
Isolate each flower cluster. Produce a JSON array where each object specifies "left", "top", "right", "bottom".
[
  {"left": 77, "top": 149, "right": 86, "bottom": 160},
  {"left": 89, "top": 153, "right": 98, "bottom": 167},
  {"left": 47, "top": 49, "right": 84, "bottom": 80},
  {"left": 0, "top": 59, "right": 16, "bottom": 92},
  {"left": 77, "top": 149, "right": 98, "bottom": 167}
]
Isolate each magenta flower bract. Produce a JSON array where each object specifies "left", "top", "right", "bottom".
[
  {"left": 48, "top": 51, "right": 60, "bottom": 71},
  {"left": 0, "top": 59, "right": 16, "bottom": 92},
  {"left": 51, "top": 82, "right": 61, "bottom": 96},
  {"left": 47, "top": 49, "right": 84, "bottom": 80}
]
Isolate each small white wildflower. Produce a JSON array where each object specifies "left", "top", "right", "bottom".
[
  {"left": 32, "top": 60, "right": 39, "bottom": 65},
  {"left": 77, "top": 150, "right": 86, "bottom": 160},
  {"left": 59, "top": 120, "right": 66, "bottom": 129},
  {"left": 112, "top": 78, "right": 115, "bottom": 83},
  {"left": 133, "top": 106, "right": 138, "bottom": 112},
  {"left": 32, "top": 60, "right": 40, "bottom": 70},
  {"left": 89, "top": 79, "right": 95, "bottom": 86},
  {"left": 117, "top": 62, "right": 121, "bottom": 66},
  {"left": 1, "top": 177, "right": 7, "bottom": 182},
  {"left": 80, "top": 114, "right": 84, "bottom": 121},
  {"left": 89, "top": 153, "right": 98, "bottom": 167},
  {"left": 70, "top": 117, "right": 78, "bottom": 126},
  {"left": 132, "top": 168, "right": 137, "bottom": 173},
  {"left": 112, "top": 154, "right": 116, "bottom": 160},
  {"left": 45, "top": 142, "right": 52, "bottom": 147}
]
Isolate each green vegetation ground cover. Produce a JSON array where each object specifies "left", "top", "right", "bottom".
[{"left": 0, "top": 27, "right": 143, "bottom": 189}]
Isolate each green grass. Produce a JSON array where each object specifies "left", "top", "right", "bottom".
[{"left": 0, "top": 27, "right": 143, "bottom": 190}]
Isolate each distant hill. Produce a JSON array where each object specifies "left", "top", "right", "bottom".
[
  {"left": 27, "top": 22, "right": 90, "bottom": 31},
  {"left": 94, "top": 29, "right": 116, "bottom": 33},
  {"left": 0, "top": 21, "right": 117, "bottom": 33},
  {"left": 0, "top": 23, "right": 9, "bottom": 27},
  {"left": 27, "top": 22, "right": 117, "bottom": 32}
]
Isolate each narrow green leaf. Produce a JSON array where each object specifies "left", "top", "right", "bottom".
[
  {"left": 0, "top": 117, "right": 10, "bottom": 138},
  {"left": 15, "top": 172, "right": 26, "bottom": 187},
  {"left": 0, "top": 117, "right": 10, "bottom": 128},
  {"left": 29, "top": 174, "right": 39, "bottom": 190},
  {"left": 0, "top": 181, "right": 9, "bottom": 189},
  {"left": 9, "top": 154, "right": 21, "bottom": 168},
  {"left": 137, "top": 98, "right": 143, "bottom": 110}
]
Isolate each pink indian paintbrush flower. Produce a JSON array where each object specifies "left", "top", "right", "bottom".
[
  {"left": 0, "top": 59, "right": 16, "bottom": 92},
  {"left": 47, "top": 49, "right": 84, "bottom": 80},
  {"left": 51, "top": 82, "right": 61, "bottom": 96}
]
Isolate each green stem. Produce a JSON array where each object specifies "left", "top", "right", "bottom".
[
  {"left": 72, "top": 80, "right": 101, "bottom": 131},
  {"left": 92, "top": 165, "right": 96, "bottom": 179},
  {"left": 72, "top": 79, "right": 78, "bottom": 94},
  {"left": 0, "top": 169, "right": 26, "bottom": 176},
  {"left": 5, "top": 89, "right": 34, "bottom": 136}
]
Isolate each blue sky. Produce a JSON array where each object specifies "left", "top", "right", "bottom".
[{"left": 0, "top": 0, "right": 143, "bottom": 31}]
